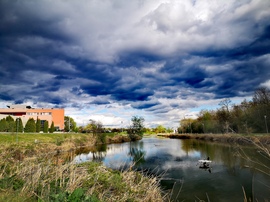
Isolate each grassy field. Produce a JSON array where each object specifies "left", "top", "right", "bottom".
[
  {"left": 0, "top": 132, "right": 91, "bottom": 144},
  {"left": 0, "top": 132, "right": 164, "bottom": 202}
]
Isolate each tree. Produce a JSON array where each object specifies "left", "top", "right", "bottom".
[
  {"left": 0, "top": 118, "right": 8, "bottom": 132},
  {"left": 36, "top": 118, "right": 41, "bottom": 133},
  {"left": 253, "top": 87, "right": 270, "bottom": 105},
  {"left": 64, "top": 116, "right": 77, "bottom": 132},
  {"left": 6, "top": 115, "right": 15, "bottom": 132},
  {"left": 251, "top": 87, "right": 270, "bottom": 133},
  {"left": 43, "top": 121, "right": 49, "bottom": 133},
  {"left": 219, "top": 98, "right": 232, "bottom": 112},
  {"left": 87, "top": 119, "right": 105, "bottom": 144},
  {"left": 179, "top": 118, "right": 194, "bottom": 133},
  {"left": 154, "top": 125, "right": 166, "bottom": 133},
  {"left": 16, "top": 118, "right": 24, "bottom": 132},
  {"left": 24, "top": 118, "right": 36, "bottom": 133},
  {"left": 127, "top": 116, "right": 145, "bottom": 141},
  {"left": 49, "top": 121, "right": 55, "bottom": 133},
  {"left": 197, "top": 110, "right": 219, "bottom": 133}
]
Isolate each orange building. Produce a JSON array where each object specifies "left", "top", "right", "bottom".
[{"left": 0, "top": 105, "right": 65, "bottom": 131}]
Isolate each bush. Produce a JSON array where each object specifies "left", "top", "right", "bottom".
[
  {"left": 24, "top": 118, "right": 36, "bottom": 133},
  {"left": 49, "top": 121, "right": 55, "bottom": 133}
]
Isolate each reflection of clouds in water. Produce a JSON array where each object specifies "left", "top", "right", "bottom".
[
  {"left": 103, "top": 153, "right": 132, "bottom": 169},
  {"left": 74, "top": 153, "right": 92, "bottom": 163},
  {"left": 161, "top": 160, "right": 195, "bottom": 170},
  {"left": 144, "top": 139, "right": 201, "bottom": 161}
]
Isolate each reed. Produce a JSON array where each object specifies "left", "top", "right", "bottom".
[{"left": 0, "top": 135, "right": 164, "bottom": 202}]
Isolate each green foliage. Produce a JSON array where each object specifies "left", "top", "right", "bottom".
[
  {"left": 43, "top": 120, "right": 49, "bottom": 133},
  {"left": 55, "top": 138, "right": 63, "bottom": 146},
  {"left": 154, "top": 125, "right": 166, "bottom": 133},
  {"left": 0, "top": 175, "right": 24, "bottom": 191},
  {"left": 17, "top": 118, "right": 23, "bottom": 132},
  {"left": 127, "top": 116, "right": 145, "bottom": 141},
  {"left": 49, "top": 188, "right": 99, "bottom": 202},
  {"left": 64, "top": 116, "right": 77, "bottom": 132},
  {"left": 179, "top": 87, "right": 270, "bottom": 134},
  {"left": 97, "top": 133, "right": 106, "bottom": 144},
  {"left": 6, "top": 116, "right": 15, "bottom": 132},
  {"left": 24, "top": 118, "right": 36, "bottom": 133},
  {"left": 87, "top": 120, "right": 106, "bottom": 144},
  {"left": 0, "top": 118, "right": 8, "bottom": 132},
  {"left": 36, "top": 118, "right": 41, "bottom": 133},
  {"left": 49, "top": 121, "right": 55, "bottom": 133},
  {"left": 85, "top": 162, "right": 125, "bottom": 196}
]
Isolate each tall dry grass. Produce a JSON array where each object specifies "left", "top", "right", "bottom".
[{"left": 0, "top": 137, "right": 165, "bottom": 202}]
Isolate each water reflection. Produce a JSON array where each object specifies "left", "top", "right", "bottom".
[
  {"left": 74, "top": 137, "right": 270, "bottom": 201},
  {"left": 128, "top": 141, "right": 146, "bottom": 166},
  {"left": 74, "top": 144, "right": 107, "bottom": 163}
]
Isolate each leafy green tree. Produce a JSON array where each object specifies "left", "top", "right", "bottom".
[
  {"left": 154, "top": 125, "right": 166, "bottom": 133},
  {"left": 64, "top": 116, "right": 77, "bottom": 132},
  {"left": 197, "top": 110, "right": 218, "bottom": 133},
  {"left": 0, "top": 118, "right": 8, "bottom": 132},
  {"left": 166, "top": 127, "right": 173, "bottom": 133},
  {"left": 49, "top": 121, "right": 55, "bottom": 133},
  {"left": 5, "top": 115, "right": 15, "bottom": 132},
  {"left": 15, "top": 118, "right": 24, "bottom": 132},
  {"left": 179, "top": 118, "right": 194, "bottom": 133},
  {"left": 36, "top": 118, "right": 41, "bottom": 133},
  {"left": 43, "top": 121, "right": 49, "bottom": 133},
  {"left": 179, "top": 88, "right": 270, "bottom": 134},
  {"left": 127, "top": 116, "right": 145, "bottom": 141},
  {"left": 87, "top": 120, "right": 105, "bottom": 144},
  {"left": 24, "top": 118, "right": 36, "bottom": 133}
]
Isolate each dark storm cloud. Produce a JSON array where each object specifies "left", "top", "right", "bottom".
[
  {"left": 0, "top": 0, "right": 270, "bottom": 120},
  {"left": 89, "top": 99, "right": 110, "bottom": 105}
]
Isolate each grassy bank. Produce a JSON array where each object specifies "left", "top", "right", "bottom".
[
  {"left": 0, "top": 133, "right": 164, "bottom": 202},
  {"left": 158, "top": 133, "right": 270, "bottom": 145}
]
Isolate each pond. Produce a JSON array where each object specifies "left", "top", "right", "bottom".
[{"left": 74, "top": 137, "right": 270, "bottom": 201}]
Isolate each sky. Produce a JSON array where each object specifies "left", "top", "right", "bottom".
[{"left": 0, "top": 0, "right": 270, "bottom": 128}]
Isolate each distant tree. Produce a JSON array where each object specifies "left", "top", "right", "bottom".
[
  {"left": 253, "top": 87, "right": 270, "bottom": 105},
  {"left": 86, "top": 119, "right": 105, "bottom": 144},
  {"left": 0, "top": 118, "right": 8, "bottom": 132},
  {"left": 14, "top": 118, "right": 24, "bottom": 132},
  {"left": 179, "top": 118, "right": 194, "bottom": 133},
  {"left": 127, "top": 116, "right": 145, "bottom": 141},
  {"left": 36, "top": 118, "right": 41, "bottom": 133},
  {"left": 154, "top": 125, "right": 166, "bottom": 133},
  {"left": 43, "top": 121, "right": 49, "bottom": 133},
  {"left": 49, "top": 121, "right": 55, "bottom": 133},
  {"left": 179, "top": 88, "right": 270, "bottom": 134},
  {"left": 24, "top": 118, "right": 36, "bottom": 133},
  {"left": 64, "top": 116, "right": 77, "bottom": 132},
  {"left": 251, "top": 87, "right": 270, "bottom": 133},
  {"left": 219, "top": 98, "right": 232, "bottom": 112},
  {"left": 5, "top": 115, "right": 15, "bottom": 132},
  {"left": 166, "top": 127, "right": 173, "bottom": 133}
]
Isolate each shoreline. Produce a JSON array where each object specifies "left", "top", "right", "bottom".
[
  {"left": 0, "top": 133, "right": 164, "bottom": 202},
  {"left": 157, "top": 133, "right": 270, "bottom": 145}
]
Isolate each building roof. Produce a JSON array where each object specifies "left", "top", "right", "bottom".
[{"left": 7, "top": 104, "right": 32, "bottom": 109}]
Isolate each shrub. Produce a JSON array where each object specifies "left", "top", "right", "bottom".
[{"left": 24, "top": 118, "right": 36, "bottom": 133}]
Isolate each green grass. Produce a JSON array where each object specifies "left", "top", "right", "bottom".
[
  {"left": 0, "top": 132, "right": 91, "bottom": 144},
  {"left": 0, "top": 132, "right": 164, "bottom": 201}
]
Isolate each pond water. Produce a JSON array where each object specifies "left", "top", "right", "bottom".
[{"left": 74, "top": 137, "right": 270, "bottom": 201}]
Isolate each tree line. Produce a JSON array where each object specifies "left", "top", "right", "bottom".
[
  {"left": 0, "top": 116, "right": 55, "bottom": 133},
  {"left": 179, "top": 87, "right": 270, "bottom": 134}
]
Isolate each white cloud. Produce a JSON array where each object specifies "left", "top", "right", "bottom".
[
  {"left": 261, "top": 80, "right": 270, "bottom": 89},
  {"left": 16, "top": 0, "right": 268, "bottom": 63}
]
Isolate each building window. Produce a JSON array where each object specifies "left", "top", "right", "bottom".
[{"left": 41, "top": 120, "right": 46, "bottom": 129}]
